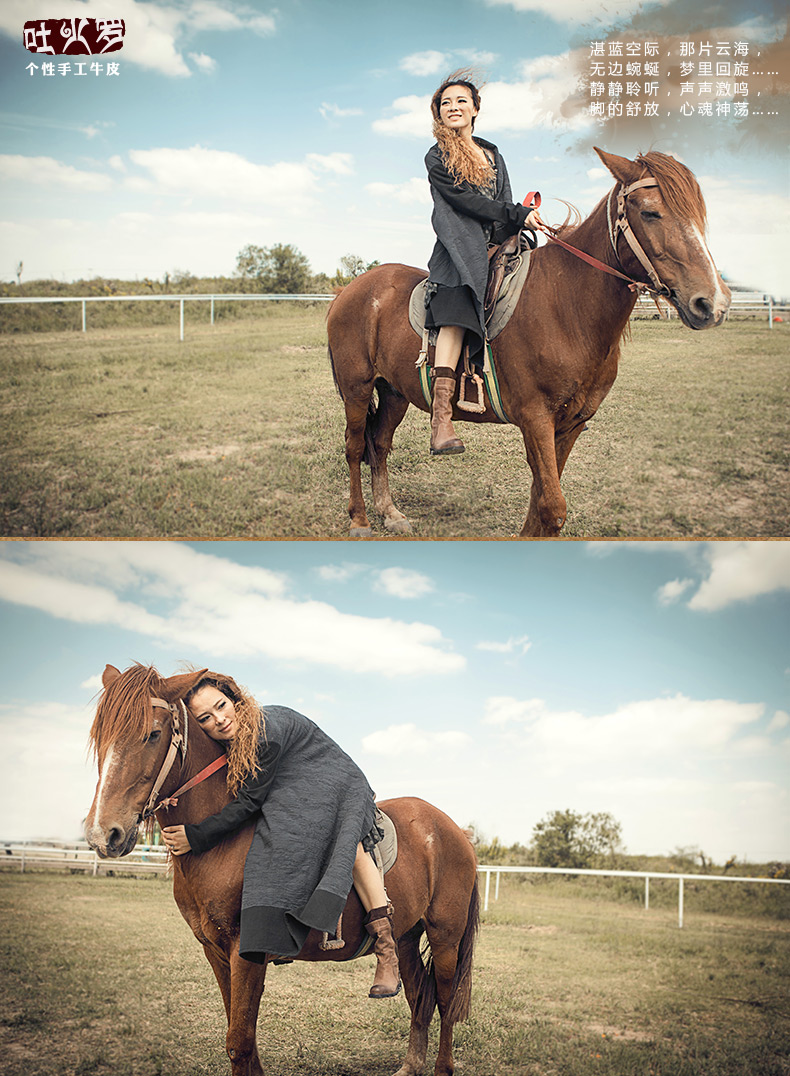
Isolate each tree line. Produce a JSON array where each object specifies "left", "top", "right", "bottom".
[{"left": 1, "top": 245, "right": 379, "bottom": 297}]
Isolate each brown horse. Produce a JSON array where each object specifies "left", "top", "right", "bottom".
[
  {"left": 84, "top": 664, "right": 479, "bottom": 1076},
  {"left": 327, "top": 147, "right": 731, "bottom": 537}
]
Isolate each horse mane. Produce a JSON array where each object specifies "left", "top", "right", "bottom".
[
  {"left": 89, "top": 663, "right": 162, "bottom": 764},
  {"left": 636, "top": 151, "right": 707, "bottom": 231}
]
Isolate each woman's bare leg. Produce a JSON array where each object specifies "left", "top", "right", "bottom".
[{"left": 352, "top": 843, "right": 401, "bottom": 998}]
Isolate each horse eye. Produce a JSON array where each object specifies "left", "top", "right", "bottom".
[
  {"left": 641, "top": 210, "right": 661, "bottom": 220},
  {"left": 145, "top": 730, "right": 161, "bottom": 744}
]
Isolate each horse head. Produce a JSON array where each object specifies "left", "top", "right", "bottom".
[
  {"left": 595, "top": 148, "right": 731, "bottom": 330},
  {"left": 84, "top": 663, "right": 207, "bottom": 858}
]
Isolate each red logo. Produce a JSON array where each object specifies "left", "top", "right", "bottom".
[{"left": 23, "top": 19, "right": 125, "bottom": 55}]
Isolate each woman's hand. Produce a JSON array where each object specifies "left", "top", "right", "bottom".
[{"left": 162, "top": 825, "right": 191, "bottom": 855}]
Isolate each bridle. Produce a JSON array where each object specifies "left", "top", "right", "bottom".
[
  {"left": 139, "top": 695, "right": 228, "bottom": 824},
  {"left": 527, "top": 176, "right": 672, "bottom": 301},
  {"left": 606, "top": 178, "right": 672, "bottom": 298}
]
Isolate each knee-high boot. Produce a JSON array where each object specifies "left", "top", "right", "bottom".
[
  {"left": 430, "top": 366, "right": 465, "bottom": 455},
  {"left": 364, "top": 906, "right": 401, "bottom": 998}
]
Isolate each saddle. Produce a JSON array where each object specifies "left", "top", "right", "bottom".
[{"left": 485, "top": 228, "right": 536, "bottom": 324}]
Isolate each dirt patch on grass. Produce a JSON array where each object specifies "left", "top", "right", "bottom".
[{"left": 177, "top": 443, "right": 242, "bottom": 462}]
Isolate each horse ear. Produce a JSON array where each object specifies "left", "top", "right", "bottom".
[
  {"left": 102, "top": 664, "right": 121, "bottom": 688},
  {"left": 594, "top": 147, "right": 641, "bottom": 185},
  {"left": 160, "top": 668, "right": 209, "bottom": 703}
]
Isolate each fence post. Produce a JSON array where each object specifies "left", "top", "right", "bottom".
[
  {"left": 82, "top": 299, "right": 86, "bottom": 333},
  {"left": 210, "top": 296, "right": 215, "bottom": 326},
  {"left": 678, "top": 877, "right": 684, "bottom": 929},
  {"left": 179, "top": 299, "right": 184, "bottom": 342},
  {"left": 483, "top": 870, "right": 491, "bottom": 912},
  {"left": 645, "top": 875, "right": 650, "bottom": 910},
  {"left": 768, "top": 296, "right": 773, "bottom": 328},
  {"left": 495, "top": 871, "right": 501, "bottom": 902}
]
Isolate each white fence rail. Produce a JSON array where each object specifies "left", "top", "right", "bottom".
[
  {"left": 2, "top": 291, "right": 787, "bottom": 339},
  {"left": 0, "top": 293, "right": 335, "bottom": 341},
  {"left": 5, "top": 846, "right": 788, "bottom": 929},
  {"left": 477, "top": 864, "right": 790, "bottom": 928},
  {"left": 2, "top": 843, "right": 168, "bottom": 876}
]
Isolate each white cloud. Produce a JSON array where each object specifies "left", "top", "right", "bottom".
[
  {"left": 767, "top": 710, "right": 789, "bottom": 732},
  {"left": 316, "top": 563, "right": 367, "bottom": 583},
  {"left": 476, "top": 634, "right": 532, "bottom": 654},
  {"left": 374, "top": 54, "right": 593, "bottom": 138},
  {"left": 366, "top": 178, "right": 431, "bottom": 206},
  {"left": 483, "top": 0, "right": 661, "bottom": 21},
  {"left": 0, "top": 544, "right": 463, "bottom": 677},
  {"left": 657, "top": 577, "right": 695, "bottom": 605},
  {"left": 374, "top": 567, "right": 435, "bottom": 599},
  {"left": 483, "top": 693, "right": 766, "bottom": 760},
  {"left": 319, "top": 103, "right": 364, "bottom": 119},
  {"left": 189, "top": 51, "right": 218, "bottom": 73},
  {"left": 127, "top": 145, "right": 319, "bottom": 205},
  {"left": 306, "top": 153, "right": 355, "bottom": 176},
  {"left": 362, "top": 722, "right": 472, "bottom": 755},
  {"left": 400, "top": 50, "right": 450, "bottom": 77},
  {"left": 689, "top": 543, "right": 790, "bottom": 611},
  {"left": 0, "top": 155, "right": 112, "bottom": 192}
]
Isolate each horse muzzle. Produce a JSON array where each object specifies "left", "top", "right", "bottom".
[
  {"left": 84, "top": 818, "right": 140, "bottom": 858},
  {"left": 671, "top": 287, "right": 730, "bottom": 330}
]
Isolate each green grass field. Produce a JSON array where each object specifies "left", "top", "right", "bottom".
[
  {"left": 1, "top": 870, "right": 788, "bottom": 1076},
  {"left": 0, "top": 306, "right": 787, "bottom": 538}
]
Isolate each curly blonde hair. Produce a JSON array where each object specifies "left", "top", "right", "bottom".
[
  {"left": 185, "top": 672, "right": 266, "bottom": 796},
  {"left": 431, "top": 68, "right": 495, "bottom": 190}
]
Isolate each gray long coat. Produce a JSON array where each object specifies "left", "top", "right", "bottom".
[
  {"left": 184, "top": 705, "right": 379, "bottom": 961},
  {"left": 425, "top": 136, "right": 529, "bottom": 346}
]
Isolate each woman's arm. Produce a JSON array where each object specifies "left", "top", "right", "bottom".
[
  {"left": 176, "top": 741, "right": 282, "bottom": 854},
  {"left": 426, "top": 150, "right": 528, "bottom": 232}
]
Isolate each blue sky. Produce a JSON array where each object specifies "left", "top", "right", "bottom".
[
  {"left": 1, "top": 539, "right": 788, "bottom": 862},
  {"left": 0, "top": 0, "right": 787, "bottom": 294}
]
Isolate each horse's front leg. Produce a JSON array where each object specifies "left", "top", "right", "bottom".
[
  {"left": 226, "top": 945, "right": 267, "bottom": 1076},
  {"left": 517, "top": 412, "right": 567, "bottom": 537}
]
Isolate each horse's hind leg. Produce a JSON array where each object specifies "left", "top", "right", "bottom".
[
  {"left": 370, "top": 380, "right": 413, "bottom": 535},
  {"left": 392, "top": 925, "right": 432, "bottom": 1076},
  {"left": 343, "top": 387, "right": 375, "bottom": 536}
]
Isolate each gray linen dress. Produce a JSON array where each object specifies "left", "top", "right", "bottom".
[
  {"left": 184, "top": 705, "right": 380, "bottom": 962},
  {"left": 425, "top": 136, "right": 529, "bottom": 363}
]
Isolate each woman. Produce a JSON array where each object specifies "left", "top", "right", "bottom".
[
  {"left": 425, "top": 70, "right": 533, "bottom": 455},
  {"left": 162, "top": 672, "right": 399, "bottom": 999}
]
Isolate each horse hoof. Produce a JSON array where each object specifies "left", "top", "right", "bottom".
[
  {"left": 384, "top": 518, "right": 413, "bottom": 536},
  {"left": 349, "top": 526, "right": 372, "bottom": 538},
  {"left": 430, "top": 444, "right": 465, "bottom": 456}
]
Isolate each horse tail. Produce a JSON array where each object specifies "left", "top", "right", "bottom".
[
  {"left": 326, "top": 340, "right": 379, "bottom": 467},
  {"left": 445, "top": 876, "right": 480, "bottom": 1024},
  {"left": 326, "top": 340, "right": 342, "bottom": 398},
  {"left": 413, "top": 873, "right": 480, "bottom": 1027}
]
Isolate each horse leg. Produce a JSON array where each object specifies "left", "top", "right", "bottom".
[
  {"left": 370, "top": 381, "right": 413, "bottom": 535},
  {"left": 423, "top": 930, "right": 463, "bottom": 1076},
  {"left": 391, "top": 925, "right": 432, "bottom": 1076},
  {"left": 518, "top": 413, "right": 567, "bottom": 537},
  {"left": 226, "top": 945, "right": 267, "bottom": 1076},
  {"left": 521, "top": 418, "right": 588, "bottom": 535},
  {"left": 343, "top": 388, "right": 375, "bottom": 537}
]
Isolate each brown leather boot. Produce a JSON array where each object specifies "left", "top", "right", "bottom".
[
  {"left": 430, "top": 368, "right": 465, "bottom": 455},
  {"left": 364, "top": 906, "right": 401, "bottom": 998}
]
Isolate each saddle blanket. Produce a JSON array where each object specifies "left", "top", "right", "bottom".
[{"left": 407, "top": 248, "right": 532, "bottom": 426}]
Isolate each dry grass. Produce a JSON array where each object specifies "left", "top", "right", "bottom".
[
  {"left": 0, "top": 307, "right": 787, "bottom": 537},
  {"left": 1, "top": 870, "right": 788, "bottom": 1076}
]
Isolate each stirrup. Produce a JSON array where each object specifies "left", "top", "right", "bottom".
[{"left": 457, "top": 351, "right": 486, "bottom": 414}]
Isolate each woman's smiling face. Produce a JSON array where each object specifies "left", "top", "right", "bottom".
[
  {"left": 188, "top": 684, "right": 238, "bottom": 741},
  {"left": 439, "top": 84, "right": 478, "bottom": 133}
]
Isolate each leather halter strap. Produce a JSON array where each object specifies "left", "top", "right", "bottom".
[
  {"left": 528, "top": 177, "right": 671, "bottom": 300},
  {"left": 139, "top": 696, "right": 188, "bottom": 823},
  {"left": 140, "top": 695, "right": 228, "bottom": 822},
  {"left": 607, "top": 178, "right": 672, "bottom": 298}
]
